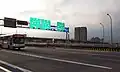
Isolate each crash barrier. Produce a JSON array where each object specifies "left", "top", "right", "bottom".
[
  {"left": 25, "top": 43, "right": 120, "bottom": 52},
  {"left": 26, "top": 42, "right": 111, "bottom": 48},
  {"left": 25, "top": 43, "right": 47, "bottom": 47},
  {"left": 25, "top": 43, "right": 66, "bottom": 48}
]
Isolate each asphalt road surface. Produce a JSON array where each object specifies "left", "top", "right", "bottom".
[{"left": 0, "top": 47, "right": 120, "bottom": 72}]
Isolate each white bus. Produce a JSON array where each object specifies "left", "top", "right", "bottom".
[{"left": 0, "top": 34, "right": 26, "bottom": 50}]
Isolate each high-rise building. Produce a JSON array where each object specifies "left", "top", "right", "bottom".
[{"left": 74, "top": 27, "right": 87, "bottom": 42}]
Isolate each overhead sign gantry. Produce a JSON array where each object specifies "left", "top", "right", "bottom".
[{"left": 2, "top": 17, "right": 69, "bottom": 33}]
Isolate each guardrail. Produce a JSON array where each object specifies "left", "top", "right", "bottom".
[
  {"left": 25, "top": 42, "right": 112, "bottom": 48},
  {"left": 25, "top": 42, "right": 120, "bottom": 52}
]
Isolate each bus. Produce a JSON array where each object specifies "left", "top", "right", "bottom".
[{"left": 0, "top": 34, "right": 26, "bottom": 50}]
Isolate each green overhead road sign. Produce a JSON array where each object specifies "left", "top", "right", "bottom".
[
  {"left": 41, "top": 19, "right": 51, "bottom": 30},
  {"left": 30, "top": 17, "right": 51, "bottom": 30},
  {"left": 29, "top": 17, "right": 68, "bottom": 32},
  {"left": 30, "top": 17, "right": 40, "bottom": 29},
  {"left": 57, "top": 22, "right": 65, "bottom": 32}
]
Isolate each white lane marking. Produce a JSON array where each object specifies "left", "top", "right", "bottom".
[
  {"left": 0, "top": 60, "right": 32, "bottom": 72},
  {"left": 2, "top": 50, "right": 112, "bottom": 70},
  {"left": 0, "top": 66, "right": 12, "bottom": 72}
]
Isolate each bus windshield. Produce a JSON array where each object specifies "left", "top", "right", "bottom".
[{"left": 13, "top": 37, "right": 25, "bottom": 44}]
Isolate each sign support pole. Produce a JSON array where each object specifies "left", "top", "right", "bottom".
[{"left": 65, "top": 32, "right": 69, "bottom": 48}]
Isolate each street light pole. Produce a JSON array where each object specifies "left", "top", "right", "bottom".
[
  {"left": 100, "top": 23, "right": 104, "bottom": 43},
  {"left": 100, "top": 23, "right": 104, "bottom": 48},
  {"left": 107, "top": 14, "right": 113, "bottom": 47}
]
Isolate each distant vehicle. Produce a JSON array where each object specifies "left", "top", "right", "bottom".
[{"left": 0, "top": 34, "right": 26, "bottom": 50}]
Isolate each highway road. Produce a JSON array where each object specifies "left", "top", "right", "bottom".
[{"left": 0, "top": 47, "right": 120, "bottom": 72}]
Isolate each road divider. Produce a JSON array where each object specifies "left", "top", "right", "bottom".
[
  {"left": 25, "top": 43, "right": 120, "bottom": 52},
  {"left": 88, "top": 48, "right": 120, "bottom": 52}
]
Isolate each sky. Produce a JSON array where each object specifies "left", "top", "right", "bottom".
[{"left": 0, "top": 0, "right": 120, "bottom": 42}]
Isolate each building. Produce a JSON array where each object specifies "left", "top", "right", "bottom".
[
  {"left": 74, "top": 27, "right": 87, "bottom": 42},
  {"left": 90, "top": 37, "right": 101, "bottom": 42}
]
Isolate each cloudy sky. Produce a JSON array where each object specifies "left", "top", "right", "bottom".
[{"left": 0, "top": 0, "right": 120, "bottom": 42}]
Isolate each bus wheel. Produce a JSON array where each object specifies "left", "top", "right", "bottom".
[
  {"left": 9, "top": 46, "right": 13, "bottom": 50},
  {"left": 1, "top": 45, "right": 3, "bottom": 49},
  {"left": 8, "top": 45, "right": 10, "bottom": 49}
]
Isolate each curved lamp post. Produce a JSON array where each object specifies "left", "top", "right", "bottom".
[{"left": 107, "top": 14, "right": 113, "bottom": 47}]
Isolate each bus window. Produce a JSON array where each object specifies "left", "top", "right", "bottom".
[{"left": 13, "top": 37, "right": 25, "bottom": 44}]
